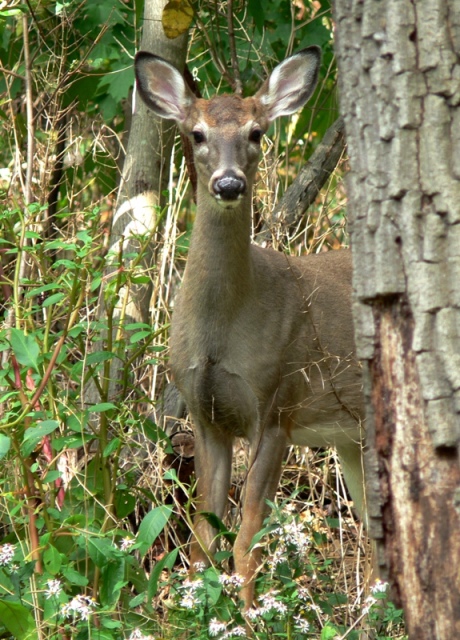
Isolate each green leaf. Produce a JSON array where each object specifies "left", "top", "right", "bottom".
[
  {"left": 43, "top": 470, "right": 62, "bottom": 483},
  {"left": 130, "top": 330, "right": 151, "bottom": 343},
  {"left": 129, "top": 592, "right": 145, "bottom": 608},
  {"left": 321, "top": 624, "right": 339, "bottom": 640},
  {"left": 9, "top": 328, "right": 40, "bottom": 372},
  {"left": 42, "top": 292, "right": 66, "bottom": 307},
  {"left": 100, "top": 558, "right": 125, "bottom": 607},
  {"left": 43, "top": 544, "right": 61, "bottom": 575},
  {"left": 24, "top": 282, "right": 61, "bottom": 298},
  {"left": 62, "top": 565, "right": 89, "bottom": 587},
  {"left": 85, "top": 351, "right": 116, "bottom": 365},
  {"left": 88, "top": 402, "right": 117, "bottom": 413},
  {"left": 114, "top": 488, "right": 136, "bottom": 519},
  {"left": 0, "top": 600, "right": 38, "bottom": 640},
  {"left": 87, "top": 537, "right": 116, "bottom": 568},
  {"left": 0, "top": 433, "right": 11, "bottom": 459},
  {"left": 21, "top": 420, "right": 59, "bottom": 457},
  {"left": 148, "top": 548, "right": 178, "bottom": 599},
  {"left": 103, "top": 437, "right": 120, "bottom": 457},
  {"left": 203, "top": 566, "right": 222, "bottom": 605},
  {"left": 137, "top": 506, "right": 172, "bottom": 556}
]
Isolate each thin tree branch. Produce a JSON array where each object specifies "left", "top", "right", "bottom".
[
  {"left": 22, "top": 14, "right": 35, "bottom": 205},
  {"left": 227, "top": 0, "right": 242, "bottom": 94}
]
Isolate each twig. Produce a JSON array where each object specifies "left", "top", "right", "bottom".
[
  {"left": 22, "top": 14, "right": 35, "bottom": 205},
  {"left": 227, "top": 0, "right": 242, "bottom": 94}
]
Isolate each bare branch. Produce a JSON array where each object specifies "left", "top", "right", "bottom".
[
  {"left": 227, "top": 0, "right": 242, "bottom": 94},
  {"left": 22, "top": 14, "right": 35, "bottom": 205}
]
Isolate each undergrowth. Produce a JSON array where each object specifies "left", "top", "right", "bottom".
[{"left": 0, "top": 202, "right": 407, "bottom": 639}]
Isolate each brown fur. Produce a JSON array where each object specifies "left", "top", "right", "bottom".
[{"left": 135, "top": 49, "right": 365, "bottom": 609}]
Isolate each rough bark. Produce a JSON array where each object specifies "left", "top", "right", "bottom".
[
  {"left": 88, "top": 0, "right": 188, "bottom": 405},
  {"left": 332, "top": 1, "right": 460, "bottom": 638},
  {"left": 109, "top": 0, "right": 188, "bottom": 327}
]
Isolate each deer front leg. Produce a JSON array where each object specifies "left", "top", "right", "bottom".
[
  {"left": 190, "top": 419, "right": 233, "bottom": 570},
  {"left": 234, "top": 426, "right": 288, "bottom": 609}
]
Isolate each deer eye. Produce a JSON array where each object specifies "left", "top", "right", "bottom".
[
  {"left": 192, "top": 130, "right": 206, "bottom": 144},
  {"left": 249, "top": 128, "right": 263, "bottom": 144}
]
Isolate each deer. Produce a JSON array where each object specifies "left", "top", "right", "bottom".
[{"left": 135, "top": 47, "right": 365, "bottom": 609}]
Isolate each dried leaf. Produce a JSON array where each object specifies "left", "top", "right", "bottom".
[{"left": 162, "top": 0, "right": 194, "bottom": 39}]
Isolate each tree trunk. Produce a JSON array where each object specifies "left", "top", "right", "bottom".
[
  {"left": 332, "top": 1, "right": 460, "bottom": 638},
  {"left": 89, "top": 0, "right": 187, "bottom": 404},
  {"left": 111, "top": 0, "right": 187, "bottom": 321}
]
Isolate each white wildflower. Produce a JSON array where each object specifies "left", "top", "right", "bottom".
[
  {"left": 362, "top": 595, "right": 377, "bottom": 615},
  {"left": 128, "top": 629, "right": 156, "bottom": 640},
  {"left": 258, "top": 590, "right": 287, "bottom": 615},
  {"left": 61, "top": 594, "right": 97, "bottom": 621},
  {"left": 0, "top": 543, "right": 15, "bottom": 566},
  {"left": 209, "top": 618, "right": 227, "bottom": 636},
  {"left": 371, "top": 579, "right": 389, "bottom": 594},
  {"left": 296, "top": 586, "right": 310, "bottom": 601},
  {"left": 45, "top": 579, "right": 62, "bottom": 599},
  {"left": 245, "top": 607, "right": 262, "bottom": 621},
  {"left": 219, "top": 573, "right": 245, "bottom": 588},
  {"left": 223, "top": 626, "right": 246, "bottom": 638},
  {"left": 267, "top": 546, "right": 285, "bottom": 568},
  {"left": 274, "top": 601, "right": 287, "bottom": 615},
  {"left": 193, "top": 561, "right": 206, "bottom": 573},
  {"left": 120, "top": 537, "right": 135, "bottom": 552},
  {"left": 294, "top": 614, "right": 310, "bottom": 633},
  {"left": 180, "top": 577, "right": 203, "bottom": 592},
  {"left": 179, "top": 592, "right": 199, "bottom": 609}
]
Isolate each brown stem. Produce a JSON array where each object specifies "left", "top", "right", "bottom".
[
  {"left": 22, "top": 14, "right": 35, "bottom": 206},
  {"left": 227, "top": 0, "right": 242, "bottom": 94}
]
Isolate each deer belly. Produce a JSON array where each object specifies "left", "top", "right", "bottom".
[{"left": 179, "top": 359, "right": 259, "bottom": 438}]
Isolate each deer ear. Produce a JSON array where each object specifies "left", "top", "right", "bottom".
[
  {"left": 135, "top": 51, "right": 193, "bottom": 123},
  {"left": 256, "top": 47, "right": 321, "bottom": 121}
]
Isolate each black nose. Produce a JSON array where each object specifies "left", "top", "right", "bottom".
[{"left": 212, "top": 172, "right": 246, "bottom": 201}]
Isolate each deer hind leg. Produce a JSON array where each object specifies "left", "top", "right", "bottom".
[
  {"left": 336, "top": 440, "right": 366, "bottom": 524},
  {"left": 234, "top": 425, "right": 288, "bottom": 609}
]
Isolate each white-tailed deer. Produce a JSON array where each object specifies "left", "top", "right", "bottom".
[{"left": 135, "top": 48, "right": 365, "bottom": 608}]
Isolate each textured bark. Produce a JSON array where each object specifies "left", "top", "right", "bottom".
[
  {"left": 87, "top": 0, "right": 188, "bottom": 406},
  {"left": 109, "top": 0, "right": 188, "bottom": 326},
  {"left": 333, "top": 1, "right": 460, "bottom": 638}
]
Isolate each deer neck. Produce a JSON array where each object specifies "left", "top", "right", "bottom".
[{"left": 181, "top": 185, "right": 255, "bottom": 317}]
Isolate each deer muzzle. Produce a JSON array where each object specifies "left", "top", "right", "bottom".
[{"left": 211, "top": 171, "right": 247, "bottom": 203}]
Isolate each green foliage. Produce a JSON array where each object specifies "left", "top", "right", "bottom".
[{"left": 0, "top": 2, "right": 401, "bottom": 639}]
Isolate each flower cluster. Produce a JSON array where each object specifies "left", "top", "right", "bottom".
[
  {"left": 371, "top": 579, "right": 389, "bottom": 595},
  {"left": 362, "top": 581, "right": 389, "bottom": 615},
  {"left": 128, "top": 629, "right": 156, "bottom": 640},
  {"left": 267, "top": 510, "right": 311, "bottom": 569},
  {"left": 208, "top": 619, "right": 245, "bottom": 638},
  {"left": 119, "top": 537, "right": 136, "bottom": 552},
  {"left": 218, "top": 573, "right": 245, "bottom": 590},
  {"left": 177, "top": 577, "right": 203, "bottom": 609},
  {"left": 246, "top": 589, "right": 288, "bottom": 620},
  {"left": 61, "top": 594, "right": 97, "bottom": 621},
  {"left": 0, "top": 543, "right": 15, "bottom": 566},
  {"left": 293, "top": 614, "right": 310, "bottom": 633},
  {"left": 45, "top": 579, "right": 62, "bottom": 599}
]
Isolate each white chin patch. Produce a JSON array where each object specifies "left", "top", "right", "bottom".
[{"left": 214, "top": 196, "right": 242, "bottom": 210}]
